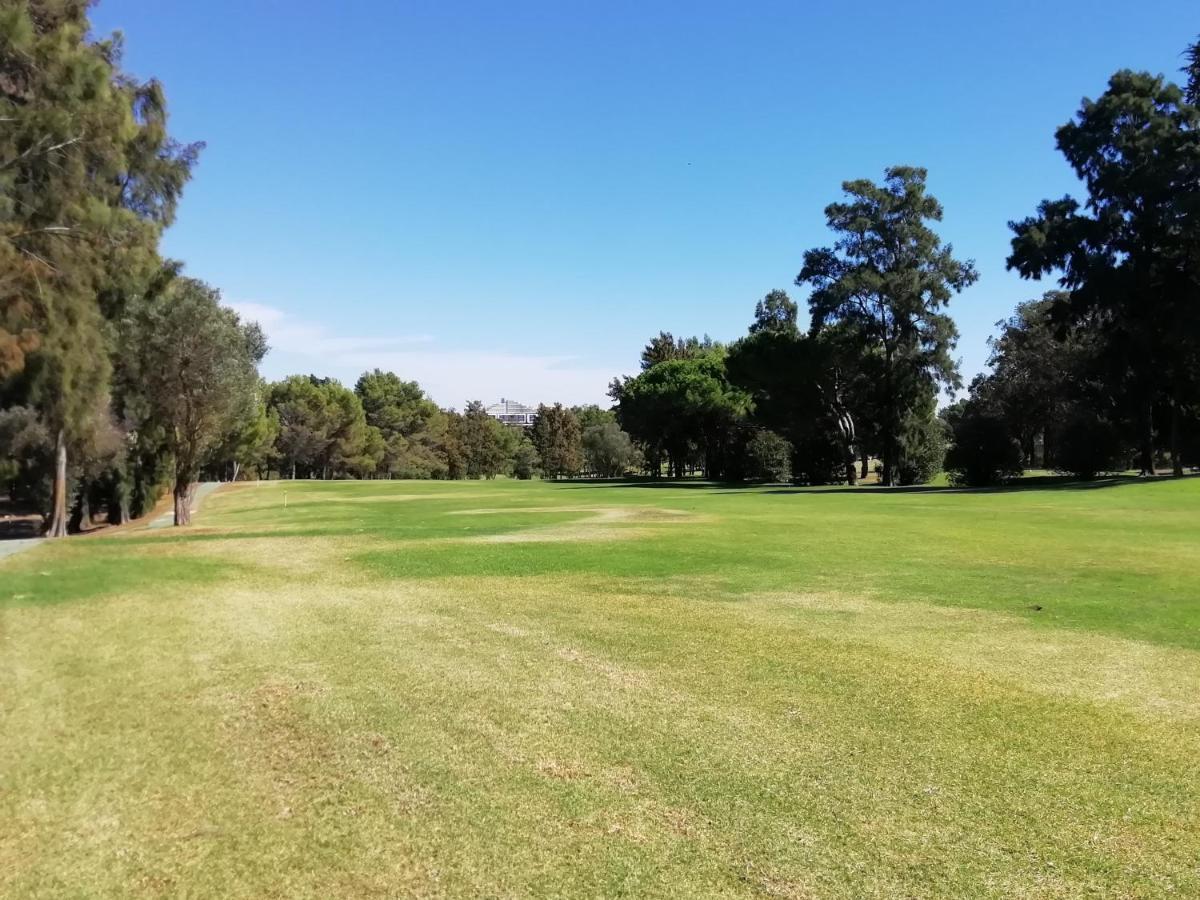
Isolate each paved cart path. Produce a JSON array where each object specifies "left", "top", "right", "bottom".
[{"left": 148, "top": 482, "right": 222, "bottom": 529}]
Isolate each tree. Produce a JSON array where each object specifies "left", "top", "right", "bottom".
[
  {"left": 530, "top": 403, "right": 583, "bottom": 478},
  {"left": 942, "top": 400, "right": 1024, "bottom": 487},
  {"left": 581, "top": 422, "right": 637, "bottom": 477},
  {"left": 1, "top": 3, "right": 199, "bottom": 534},
  {"left": 798, "top": 166, "right": 978, "bottom": 485},
  {"left": 312, "top": 377, "right": 378, "bottom": 478},
  {"left": 572, "top": 404, "right": 616, "bottom": 430},
  {"left": 269, "top": 376, "right": 331, "bottom": 479},
  {"left": 1008, "top": 69, "right": 1200, "bottom": 476},
  {"left": 726, "top": 327, "right": 856, "bottom": 484},
  {"left": 454, "top": 401, "right": 510, "bottom": 479},
  {"left": 205, "top": 387, "right": 278, "bottom": 482},
  {"left": 355, "top": 370, "right": 448, "bottom": 478},
  {"left": 639, "top": 332, "right": 720, "bottom": 370},
  {"left": 745, "top": 430, "right": 792, "bottom": 482},
  {"left": 123, "top": 278, "right": 262, "bottom": 525},
  {"left": 1185, "top": 34, "right": 1200, "bottom": 105},
  {"left": 511, "top": 436, "right": 540, "bottom": 480},
  {"left": 616, "top": 351, "right": 748, "bottom": 479},
  {"left": 748, "top": 290, "right": 799, "bottom": 336}
]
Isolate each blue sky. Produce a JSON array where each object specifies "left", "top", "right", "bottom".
[{"left": 92, "top": 1, "right": 1198, "bottom": 408}]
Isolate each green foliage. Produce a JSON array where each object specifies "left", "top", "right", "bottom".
[
  {"left": 638, "top": 332, "right": 721, "bottom": 370},
  {"left": 572, "top": 404, "right": 616, "bottom": 431},
  {"left": 510, "top": 436, "right": 540, "bottom": 480},
  {"left": 123, "top": 278, "right": 260, "bottom": 520},
  {"left": 451, "top": 401, "right": 511, "bottom": 479},
  {"left": 530, "top": 403, "right": 583, "bottom": 478},
  {"left": 616, "top": 352, "right": 748, "bottom": 479},
  {"left": 799, "top": 166, "right": 977, "bottom": 485},
  {"left": 943, "top": 400, "right": 1024, "bottom": 487},
  {"left": 581, "top": 422, "right": 638, "bottom": 477},
  {"left": 897, "top": 403, "right": 947, "bottom": 486},
  {"left": 0, "top": 1, "right": 198, "bottom": 531},
  {"left": 1008, "top": 68, "right": 1200, "bottom": 475},
  {"left": 726, "top": 328, "right": 852, "bottom": 485},
  {"left": 748, "top": 289, "right": 799, "bottom": 336},
  {"left": 1053, "top": 409, "right": 1127, "bottom": 480},
  {"left": 266, "top": 375, "right": 381, "bottom": 480},
  {"left": 745, "top": 430, "right": 792, "bottom": 482},
  {"left": 1186, "top": 34, "right": 1200, "bottom": 105}
]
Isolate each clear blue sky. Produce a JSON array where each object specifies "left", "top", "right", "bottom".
[{"left": 92, "top": 1, "right": 1198, "bottom": 408}]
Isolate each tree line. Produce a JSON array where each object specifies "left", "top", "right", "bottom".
[
  {"left": 225, "top": 372, "right": 639, "bottom": 485},
  {"left": 2, "top": 5, "right": 1198, "bottom": 537},
  {"left": 611, "top": 37, "right": 1200, "bottom": 487}
]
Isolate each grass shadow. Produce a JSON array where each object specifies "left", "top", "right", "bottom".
[{"left": 550, "top": 473, "right": 1200, "bottom": 495}]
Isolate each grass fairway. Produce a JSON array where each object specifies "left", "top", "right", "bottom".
[{"left": 2, "top": 478, "right": 1199, "bottom": 897}]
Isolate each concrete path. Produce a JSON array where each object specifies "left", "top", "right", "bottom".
[
  {"left": 0, "top": 537, "right": 44, "bottom": 561},
  {"left": 0, "top": 482, "right": 222, "bottom": 561},
  {"left": 148, "top": 482, "right": 222, "bottom": 529}
]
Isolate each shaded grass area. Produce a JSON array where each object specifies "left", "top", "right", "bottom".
[{"left": 2, "top": 477, "right": 1199, "bottom": 897}]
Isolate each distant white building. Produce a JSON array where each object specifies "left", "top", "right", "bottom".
[{"left": 486, "top": 398, "right": 537, "bottom": 427}]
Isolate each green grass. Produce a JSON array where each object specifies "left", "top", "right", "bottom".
[{"left": 2, "top": 476, "right": 1199, "bottom": 897}]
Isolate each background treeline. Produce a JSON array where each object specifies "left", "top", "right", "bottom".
[
  {"left": 611, "top": 39, "right": 1200, "bottom": 487},
  {"left": 2, "top": 5, "right": 1198, "bottom": 536},
  {"left": 220, "top": 371, "right": 640, "bottom": 485}
]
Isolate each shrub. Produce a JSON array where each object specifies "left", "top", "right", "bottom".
[
  {"left": 745, "top": 430, "right": 792, "bottom": 482},
  {"left": 1051, "top": 409, "right": 1125, "bottom": 479},
  {"left": 945, "top": 406, "right": 1024, "bottom": 486},
  {"left": 582, "top": 423, "right": 638, "bottom": 477},
  {"left": 898, "top": 413, "right": 948, "bottom": 486}
]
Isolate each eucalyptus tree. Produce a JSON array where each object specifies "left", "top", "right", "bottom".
[
  {"left": 797, "top": 166, "right": 977, "bottom": 485},
  {"left": 124, "top": 279, "right": 263, "bottom": 525}
]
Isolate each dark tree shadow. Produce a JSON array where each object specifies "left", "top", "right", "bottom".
[{"left": 549, "top": 473, "right": 1199, "bottom": 496}]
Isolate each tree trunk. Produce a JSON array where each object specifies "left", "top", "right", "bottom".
[
  {"left": 173, "top": 480, "right": 193, "bottom": 526},
  {"left": 860, "top": 448, "right": 869, "bottom": 481},
  {"left": 232, "top": 460, "right": 241, "bottom": 483},
  {"left": 880, "top": 440, "right": 896, "bottom": 487},
  {"left": 107, "top": 477, "right": 130, "bottom": 526},
  {"left": 1138, "top": 398, "right": 1155, "bottom": 476},
  {"left": 68, "top": 484, "right": 90, "bottom": 534},
  {"left": 45, "top": 429, "right": 69, "bottom": 538},
  {"left": 1170, "top": 389, "right": 1184, "bottom": 478}
]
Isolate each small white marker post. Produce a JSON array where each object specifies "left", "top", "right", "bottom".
[{"left": 284, "top": 491, "right": 289, "bottom": 509}]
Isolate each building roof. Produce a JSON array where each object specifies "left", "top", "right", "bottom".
[{"left": 485, "top": 398, "right": 537, "bottom": 418}]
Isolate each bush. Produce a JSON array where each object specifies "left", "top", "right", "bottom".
[
  {"left": 1051, "top": 409, "right": 1125, "bottom": 479},
  {"left": 511, "top": 439, "right": 541, "bottom": 480},
  {"left": 898, "top": 413, "right": 948, "bottom": 486},
  {"left": 944, "top": 406, "right": 1024, "bottom": 487},
  {"left": 581, "top": 423, "right": 637, "bottom": 477},
  {"left": 745, "top": 430, "right": 792, "bottom": 482}
]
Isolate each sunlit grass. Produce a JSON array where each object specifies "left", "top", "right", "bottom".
[{"left": 2, "top": 477, "right": 1198, "bottom": 896}]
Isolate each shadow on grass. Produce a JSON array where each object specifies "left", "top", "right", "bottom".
[{"left": 549, "top": 473, "right": 1199, "bottom": 495}]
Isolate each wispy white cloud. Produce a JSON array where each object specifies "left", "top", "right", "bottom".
[{"left": 226, "top": 301, "right": 617, "bottom": 409}]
